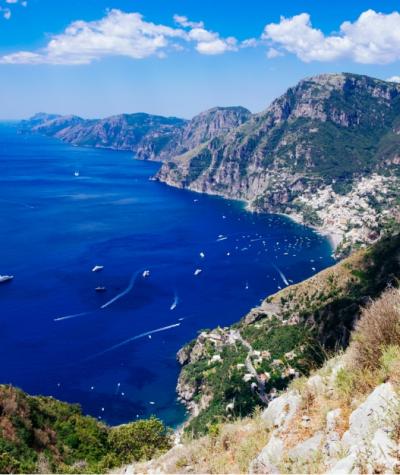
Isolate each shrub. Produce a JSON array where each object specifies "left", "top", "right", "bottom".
[
  {"left": 108, "top": 417, "right": 172, "bottom": 464},
  {"left": 380, "top": 345, "right": 400, "bottom": 386},
  {"left": 348, "top": 288, "right": 400, "bottom": 372}
]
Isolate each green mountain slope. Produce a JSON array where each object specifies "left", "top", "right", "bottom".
[{"left": 176, "top": 233, "right": 400, "bottom": 437}]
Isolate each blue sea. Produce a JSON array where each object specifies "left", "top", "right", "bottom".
[{"left": 0, "top": 124, "right": 335, "bottom": 426}]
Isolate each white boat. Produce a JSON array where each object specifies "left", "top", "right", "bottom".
[
  {"left": 142, "top": 270, "right": 150, "bottom": 277},
  {"left": 95, "top": 286, "right": 107, "bottom": 292},
  {"left": 199, "top": 252, "right": 205, "bottom": 258},
  {"left": 74, "top": 171, "right": 80, "bottom": 177},
  {"left": 92, "top": 265, "right": 104, "bottom": 272},
  {"left": 0, "top": 275, "right": 13, "bottom": 283},
  {"left": 194, "top": 268, "right": 202, "bottom": 276}
]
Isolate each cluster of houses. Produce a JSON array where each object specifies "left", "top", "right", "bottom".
[{"left": 292, "top": 173, "right": 398, "bottom": 253}]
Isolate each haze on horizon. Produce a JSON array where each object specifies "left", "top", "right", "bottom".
[{"left": 1, "top": 0, "right": 400, "bottom": 120}]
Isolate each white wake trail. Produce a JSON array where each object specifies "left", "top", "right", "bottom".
[
  {"left": 273, "top": 264, "right": 290, "bottom": 286},
  {"left": 170, "top": 293, "right": 179, "bottom": 311},
  {"left": 54, "top": 311, "right": 91, "bottom": 322},
  {"left": 100, "top": 270, "right": 142, "bottom": 309},
  {"left": 87, "top": 323, "right": 181, "bottom": 359},
  {"left": 55, "top": 269, "right": 143, "bottom": 321}
]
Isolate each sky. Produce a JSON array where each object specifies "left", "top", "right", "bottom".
[{"left": 1, "top": 0, "right": 400, "bottom": 119}]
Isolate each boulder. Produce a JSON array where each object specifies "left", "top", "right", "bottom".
[
  {"left": 288, "top": 432, "right": 324, "bottom": 460},
  {"left": 249, "top": 434, "right": 283, "bottom": 474},
  {"left": 261, "top": 390, "right": 301, "bottom": 431}
]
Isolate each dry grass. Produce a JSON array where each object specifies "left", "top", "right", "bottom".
[
  {"left": 268, "top": 248, "right": 367, "bottom": 315},
  {"left": 131, "top": 288, "right": 400, "bottom": 475},
  {"left": 133, "top": 411, "right": 269, "bottom": 474},
  {"left": 347, "top": 288, "right": 400, "bottom": 372}
]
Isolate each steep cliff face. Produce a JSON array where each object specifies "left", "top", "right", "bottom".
[
  {"left": 157, "top": 74, "right": 400, "bottom": 196},
  {"left": 135, "top": 106, "right": 251, "bottom": 160}
]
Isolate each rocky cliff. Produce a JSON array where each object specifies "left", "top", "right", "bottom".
[{"left": 156, "top": 73, "right": 400, "bottom": 255}]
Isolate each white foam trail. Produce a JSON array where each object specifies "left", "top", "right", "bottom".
[
  {"left": 170, "top": 293, "right": 179, "bottom": 311},
  {"left": 54, "top": 311, "right": 90, "bottom": 322},
  {"left": 101, "top": 270, "right": 141, "bottom": 309},
  {"left": 273, "top": 264, "right": 290, "bottom": 286},
  {"left": 87, "top": 323, "right": 181, "bottom": 359}
]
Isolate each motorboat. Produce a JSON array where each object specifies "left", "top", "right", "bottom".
[{"left": 92, "top": 265, "right": 104, "bottom": 272}]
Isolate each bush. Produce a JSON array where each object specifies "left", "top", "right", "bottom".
[
  {"left": 108, "top": 417, "right": 172, "bottom": 464},
  {"left": 348, "top": 288, "right": 400, "bottom": 371},
  {"left": 380, "top": 345, "right": 400, "bottom": 386}
]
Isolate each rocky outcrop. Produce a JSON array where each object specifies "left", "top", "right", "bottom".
[{"left": 250, "top": 362, "right": 400, "bottom": 474}]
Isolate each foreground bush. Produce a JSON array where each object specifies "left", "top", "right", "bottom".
[
  {"left": 348, "top": 288, "right": 400, "bottom": 372},
  {"left": 108, "top": 417, "right": 172, "bottom": 464},
  {"left": 0, "top": 385, "right": 171, "bottom": 473}
]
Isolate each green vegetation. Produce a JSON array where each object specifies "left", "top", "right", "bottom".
[
  {"left": 186, "top": 148, "right": 212, "bottom": 183},
  {"left": 182, "top": 342, "right": 261, "bottom": 437},
  {"left": 290, "top": 200, "right": 323, "bottom": 226},
  {"left": 0, "top": 386, "right": 172, "bottom": 473},
  {"left": 179, "top": 234, "right": 400, "bottom": 439}
]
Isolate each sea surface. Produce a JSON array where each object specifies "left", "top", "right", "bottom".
[{"left": 0, "top": 124, "right": 335, "bottom": 426}]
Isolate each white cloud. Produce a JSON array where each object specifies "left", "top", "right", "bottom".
[
  {"left": 241, "top": 38, "right": 259, "bottom": 48},
  {"left": 387, "top": 76, "right": 400, "bottom": 83},
  {"left": 173, "top": 14, "right": 203, "bottom": 29},
  {"left": 0, "top": 0, "right": 24, "bottom": 20},
  {"left": 266, "top": 47, "right": 282, "bottom": 59},
  {"left": 0, "top": 10, "right": 187, "bottom": 64},
  {"left": 187, "top": 27, "right": 238, "bottom": 54},
  {"left": 0, "top": 9, "right": 241, "bottom": 64},
  {"left": 263, "top": 10, "right": 400, "bottom": 64},
  {"left": 2, "top": 8, "right": 11, "bottom": 19}
]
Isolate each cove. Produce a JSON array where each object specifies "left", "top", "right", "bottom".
[{"left": 0, "top": 124, "right": 335, "bottom": 426}]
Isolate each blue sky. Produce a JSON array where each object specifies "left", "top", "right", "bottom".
[{"left": 1, "top": 0, "right": 400, "bottom": 119}]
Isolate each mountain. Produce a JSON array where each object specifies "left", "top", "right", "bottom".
[
  {"left": 156, "top": 73, "right": 400, "bottom": 255},
  {"left": 22, "top": 75, "right": 400, "bottom": 255},
  {"left": 21, "top": 106, "right": 251, "bottom": 162},
  {"left": 137, "top": 106, "right": 251, "bottom": 161},
  {"left": 21, "top": 112, "right": 187, "bottom": 157}
]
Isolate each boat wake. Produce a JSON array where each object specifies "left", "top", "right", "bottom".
[
  {"left": 54, "top": 311, "right": 91, "bottom": 322},
  {"left": 55, "top": 269, "right": 143, "bottom": 321},
  {"left": 86, "top": 323, "right": 181, "bottom": 360},
  {"left": 100, "top": 269, "right": 142, "bottom": 309},
  {"left": 170, "top": 293, "right": 179, "bottom": 311},
  {"left": 273, "top": 264, "right": 290, "bottom": 286}
]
